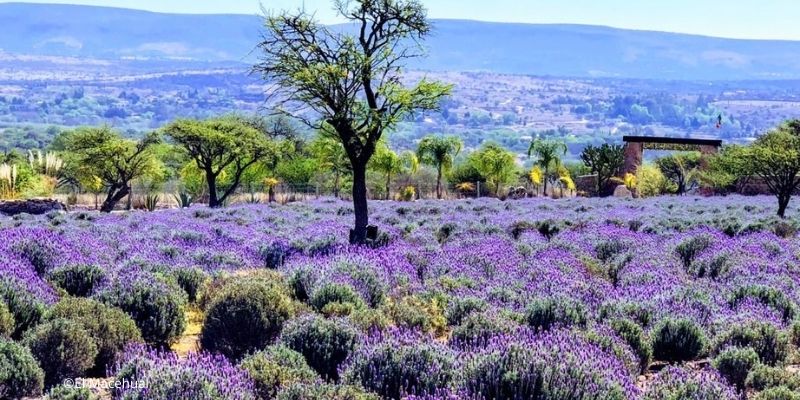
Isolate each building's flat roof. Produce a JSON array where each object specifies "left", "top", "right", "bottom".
[{"left": 622, "top": 136, "right": 722, "bottom": 146}]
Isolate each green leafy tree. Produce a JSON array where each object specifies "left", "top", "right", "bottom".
[
  {"left": 528, "top": 139, "right": 567, "bottom": 196},
  {"left": 369, "top": 144, "right": 418, "bottom": 200},
  {"left": 473, "top": 142, "right": 517, "bottom": 197},
  {"left": 700, "top": 145, "right": 751, "bottom": 193},
  {"left": 163, "top": 118, "right": 275, "bottom": 208},
  {"left": 580, "top": 143, "right": 624, "bottom": 196},
  {"left": 656, "top": 152, "right": 701, "bottom": 195},
  {"left": 62, "top": 127, "right": 160, "bottom": 212},
  {"left": 310, "top": 135, "right": 351, "bottom": 199},
  {"left": 255, "top": 0, "right": 451, "bottom": 243},
  {"left": 416, "top": 135, "right": 462, "bottom": 199},
  {"left": 747, "top": 120, "right": 800, "bottom": 218}
]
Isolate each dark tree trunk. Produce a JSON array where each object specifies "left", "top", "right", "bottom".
[
  {"left": 206, "top": 170, "right": 220, "bottom": 208},
  {"left": 351, "top": 161, "right": 369, "bottom": 244},
  {"left": 268, "top": 186, "right": 276, "bottom": 203},
  {"left": 778, "top": 193, "right": 791, "bottom": 218},
  {"left": 385, "top": 174, "right": 391, "bottom": 200},
  {"left": 100, "top": 185, "right": 130, "bottom": 213},
  {"left": 436, "top": 166, "right": 443, "bottom": 199},
  {"left": 334, "top": 170, "right": 340, "bottom": 199}
]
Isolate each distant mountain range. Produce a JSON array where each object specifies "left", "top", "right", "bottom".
[{"left": 2, "top": 2, "right": 800, "bottom": 80}]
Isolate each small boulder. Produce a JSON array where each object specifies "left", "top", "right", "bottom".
[
  {"left": 613, "top": 185, "right": 633, "bottom": 199},
  {"left": 0, "top": 199, "right": 66, "bottom": 216}
]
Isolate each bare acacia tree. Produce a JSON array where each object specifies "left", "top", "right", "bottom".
[{"left": 254, "top": 0, "right": 451, "bottom": 244}]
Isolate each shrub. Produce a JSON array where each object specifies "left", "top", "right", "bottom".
[
  {"left": 536, "top": 220, "right": 560, "bottom": 240},
  {"left": 461, "top": 331, "right": 634, "bottom": 400},
  {"left": 444, "top": 297, "right": 487, "bottom": 326},
  {"left": 349, "top": 308, "right": 391, "bottom": 332},
  {"left": 200, "top": 270, "right": 287, "bottom": 310},
  {"left": 13, "top": 240, "right": 58, "bottom": 276},
  {"left": 47, "top": 384, "right": 98, "bottom": 400},
  {"left": 47, "top": 265, "right": 106, "bottom": 297},
  {"left": 610, "top": 318, "right": 652, "bottom": 372},
  {"left": 675, "top": 233, "right": 715, "bottom": 269},
  {"left": 173, "top": 267, "right": 208, "bottom": 303},
  {"left": 331, "top": 262, "right": 387, "bottom": 308},
  {"left": 0, "top": 338, "right": 44, "bottom": 398},
  {"left": 583, "top": 326, "right": 641, "bottom": 377},
  {"left": 691, "top": 253, "right": 731, "bottom": 279},
  {"left": 342, "top": 338, "right": 455, "bottom": 400},
  {"left": 0, "top": 281, "right": 46, "bottom": 338},
  {"left": 276, "top": 383, "right": 379, "bottom": 400},
  {"left": 0, "top": 302, "right": 13, "bottom": 338},
  {"left": 713, "top": 347, "right": 760, "bottom": 391},
  {"left": 259, "top": 241, "right": 292, "bottom": 269},
  {"left": 435, "top": 223, "right": 457, "bottom": 244},
  {"left": 643, "top": 366, "right": 737, "bottom": 400},
  {"left": 114, "top": 346, "right": 257, "bottom": 400},
  {"left": 651, "top": 318, "right": 707, "bottom": 363},
  {"left": 385, "top": 296, "right": 446, "bottom": 335},
  {"left": 22, "top": 319, "right": 98, "bottom": 388},
  {"left": 792, "top": 320, "right": 800, "bottom": 347},
  {"left": 280, "top": 315, "right": 359, "bottom": 381},
  {"left": 525, "top": 297, "right": 588, "bottom": 331},
  {"left": 595, "top": 239, "right": 629, "bottom": 263},
  {"left": 729, "top": 286, "right": 796, "bottom": 322},
  {"left": 98, "top": 278, "right": 186, "bottom": 346},
  {"left": 48, "top": 297, "right": 143, "bottom": 376},
  {"left": 774, "top": 221, "right": 797, "bottom": 238},
  {"left": 746, "top": 364, "right": 800, "bottom": 391},
  {"left": 713, "top": 322, "right": 790, "bottom": 366},
  {"left": 201, "top": 280, "right": 293, "bottom": 360},
  {"left": 239, "top": 345, "right": 318, "bottom": 400},
  {"left": 450, "top": 312, "right": 517, "bottom": 345},
  {"left": 287, "top": 269, "right": 314, "bottom": 302},
  {"left": 309, "top": 283, "right": 365, "bottom": 315},
  {"left": 754, "top": 387, "right": 800, "bottom": 400}
]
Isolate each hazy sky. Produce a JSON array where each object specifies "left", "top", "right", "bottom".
[{"left": 3, "top": 0, "right": 800, "bottom": 40}]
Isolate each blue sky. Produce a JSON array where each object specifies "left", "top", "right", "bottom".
[{"left": 3, "top": 0, "right": 800, "bottom": 40}]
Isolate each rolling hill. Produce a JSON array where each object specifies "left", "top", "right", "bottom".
[{"left": 2, "top": 2, "right": 800, "bottom": 80}]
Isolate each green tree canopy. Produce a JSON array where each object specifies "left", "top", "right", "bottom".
[
  {"left": 369, "top": 143, "right": 418, "bottom": 200},
  {"left": 163, "top": 117, "right": 276, "bottom": 208},
  {"left": 61, "top": 126, "right": 160, "bottom": 212},
  {"left": 254, "top": 0, "right": 451, "bottom": 243},
  {"left": 416, "top": 135, "right": 462, "bottom": 199},
  {"left": 701, "top": 145, "right": 751, "bottom": 193},
  {"left": 310, "top": 135, "right": 351, "bottom": 199},
  {"left": 473, "top": 142, "right": 517, "bottom": 197},
  {"left": 655, "top": 152, "right": 701, "bottom": 195},
  {"left": 580, "top": 143, "right": 624, "bottom": 196},
  {"left": 746, "top": 120, "right": 800, "bottom": 218}
]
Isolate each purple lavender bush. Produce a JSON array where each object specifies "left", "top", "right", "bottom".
[
  {"left": 459, "top": 329, "right": 638, "bottom": 400},
  {"left": 642, "top": 366, "right": 738, "bottom": 400},
  {"left": 342, "top": 330, "right": 455, "bottom": 400},
  {"left": 113, "top": 345, "right": 257, "bottom": 400},
  {"left": 0, "top": 195, "right": 799, "bottom": 398}
]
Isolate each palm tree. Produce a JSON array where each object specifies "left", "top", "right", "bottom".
[
  {"left": 311, "top": 136, "right": 350, "bottom": 199},
  {"left": 369, "top": 144, "right": 418, "bottom": 200},
  {"left": 473, "top": 142, "right": 517, "bottom": 197},
  {"left": 417, "top": 135, "right": 462, "bottom": 199},
  {"left": 528, "top": 139, "right": 567, "bottom": 196}
]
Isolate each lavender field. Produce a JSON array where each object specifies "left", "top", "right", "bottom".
[{"left": 2, "top": 196, "right": 800, "bottom": 399}]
